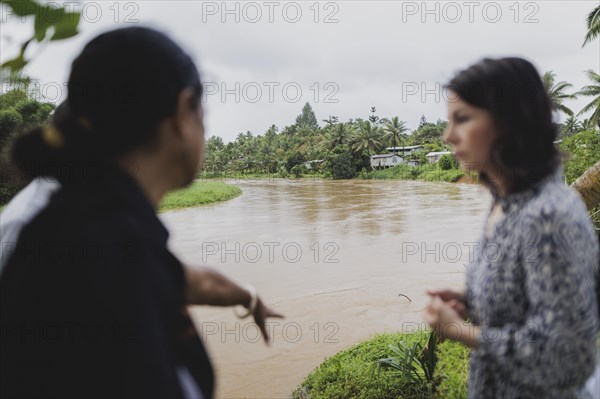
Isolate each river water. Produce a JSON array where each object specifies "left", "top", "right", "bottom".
[{"left": 160, "top": 178, "right": 491, "bottom": 398}]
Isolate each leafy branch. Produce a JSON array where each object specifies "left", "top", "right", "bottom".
[{"left": 1, "top": 0, "right": 81, "bottom": 72}]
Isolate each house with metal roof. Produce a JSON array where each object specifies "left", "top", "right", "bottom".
[
  {"left": 385, "top": 145, "right": 424, "bottom": 155},
  {"left": 370, "top": 153, "right": 404, "bottom": 169},
  {"left": 425, "top": 151, "right": 453, "bottom": 164}
]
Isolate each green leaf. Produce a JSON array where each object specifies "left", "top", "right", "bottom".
[
  {"left": 2, "top": 0, "right": 39, "bottom": 16},
  {"left": 33, "top": 10, "right": 52, "bottom": 41},
  {"left": 0, "top": 39, "right": 32, "bottom": 73},
  {"left": 1, "top": 53, "right": 27, "bottom": 73},
  {"left": 50, "top": 12, "right": 80, "bottom": 41}
]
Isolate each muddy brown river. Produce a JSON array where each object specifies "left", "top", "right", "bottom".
[{"left": 160, "top": 178, "right": 491, "bottom": 398}]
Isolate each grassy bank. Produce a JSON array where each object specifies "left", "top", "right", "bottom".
[
  {"left": 159, "top": 181, "right": 242, "bottom": 211},
  {"left": 293, "top": 331, "right": 469, "bottom": 399},
  {"left": 367, "top": 164, "right": 473, "bottom": 183}
]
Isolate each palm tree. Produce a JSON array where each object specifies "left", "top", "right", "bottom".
[
  {"left": 320, "top": 122, "right": 354, "bottom": 151},
  {"left": 577, "top": 5, "right": 600, "bottom": 234},
  {"left": 576, "top": 70, "right": 600, "bottom": 129},
  {"left": 582, "top": 118, "right": 596, "bottom": 131},
  {"left": 561, "top": 115, "right": 583, "bottom": 137},
  {"left": 383, "top": 117, "right": 409, "bottom": 153},
  {"left": 204, "top": 153, "right": 225, "bottom": 174},
  {"left": 264, "top": 125, "right": 277, "bottom": 145},
  {"left": 352, "top": 121, "right": 383, "bottom": 157},
  {"left": 583, "top": 4, "right": 600, "bottom": 47},
  {"left": 235, "top": 132, "right": 247, "bottom": 145},
  {"left": 542, "top": 71, "right": 576, "bottom": 116}
]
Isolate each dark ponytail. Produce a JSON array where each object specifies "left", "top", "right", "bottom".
[
  {"left": 10, "top": 125, "right": 58, "bottom": 180},
  {"left": 11, "top": 26, "right": 202, "bottom": 182},
  {"left": 11, "top": 101, "right": 84, "bottom": 180}
]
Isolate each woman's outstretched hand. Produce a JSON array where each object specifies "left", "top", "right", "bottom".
[
  {"left": 252, "top": 297, "right": 284, "bottom": 345},
  {"left": 183, "top": 263, "right": 284, "bottom": 344}
]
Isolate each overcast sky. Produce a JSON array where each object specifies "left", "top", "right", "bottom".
[{"left": 1, "top": 1, "right": 599, "bottom": 142}]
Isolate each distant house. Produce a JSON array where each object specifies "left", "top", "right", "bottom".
[
  {"left": 370, "top": 153, "right": 404, "bottom": 169},
  {"left": 303, "top": 159, "right": 324, "bottom": 170},
  {"left": 386, "top": 145, "right": 424, "bottom": 156},
  {"left": 426, "top": 151, "right": 452, "bottom": 164},
  {"left": 370, "top": 146, "right": 424, "bottom": 169}
]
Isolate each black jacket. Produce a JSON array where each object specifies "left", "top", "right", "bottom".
[{"left": 0, "top": 164, "right": 214, "bottom": 398}]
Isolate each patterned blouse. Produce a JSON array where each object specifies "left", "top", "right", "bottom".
[{"left": 465, "top": 165, "right": 600, "bottom": 398}]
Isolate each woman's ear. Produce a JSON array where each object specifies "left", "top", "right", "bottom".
[{"left": 172, "top": 87, "right": 198, "bottom": 140}]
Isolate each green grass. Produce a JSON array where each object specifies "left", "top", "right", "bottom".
[
  {"left": 368, "top": 164, "right": 468, "bottom": 183},
  {"left": 434, "top": 337, "right": 470, "bottom": 398},
  {"left": 159, "top": 181, "right": 241, "bottom": 212},
  {"left": 0, "top": 204, "right": 5, "bottom": 213},
  {"left": 293, "top": 331, "right": 469, "bottom": 399}
]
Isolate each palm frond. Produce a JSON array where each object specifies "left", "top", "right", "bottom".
[{"left": 583, "top": 5, "right": 600, "bottom": 47}]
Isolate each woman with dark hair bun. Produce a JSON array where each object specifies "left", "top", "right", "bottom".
[
  {"left": 424, "top": 57, "right": 600, "bottom": 398},
  {"left": 0, "top": 27, "right": 282, "bottom": 398},
  {"left": 12, "top": 26, "right": 205, "bottom": 183}
]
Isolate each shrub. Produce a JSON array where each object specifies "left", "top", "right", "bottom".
[
  {"left": 438, "top": 154, "right": 455, "bottom": 170},
  {"left": 0, "top": 110, "right": 23, "bottom": 144},
  {"left": 0, "top": 83, "right": 56, "bottom": 206},
  {"left": 560, "top": 130, "right": 600, "bottom": 184},
  {"left": 291, "top": 164, "right": 306, "bottom": 178},
  {"left": 324, "top": 146, "right": 357, "bottom": 179}
]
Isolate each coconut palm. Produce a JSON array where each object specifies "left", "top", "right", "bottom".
[
  {"left": 576, "top": 70, "right": 600, "bottom": 129},
  {"left": 583, "top": 4, "right": 600, "bottom": 47},
  {"left": 203, "top": 153, "right": 225, "bottom": 174},
  {"left": 561, "top": 116, "right": 584, "bottom": 137},
  {"left": 542, "top": 71, "right": 576, "bottom": 116},
  {"left": 582, "top": 118, "right": 596, "bottom": 131},
  {"left": 352, "top": 121, "right": 383, "bottom": 157},
  {"left": 383, "top": 117, "right": 409, "bottom": 152},
  {"left": 320, "top": 122, "right": 354, "bottom": 151}
]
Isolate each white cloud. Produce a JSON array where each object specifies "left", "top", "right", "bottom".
[{"left": 1, "top": 1, "right": 598, "bottom": 142}]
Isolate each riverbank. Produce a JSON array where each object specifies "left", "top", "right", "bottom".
[
  {"left": 197, "top": 165, "right": 478, "bottom": 184},
  {"left": 293, "top": 331, "right": 469, "bottom": 398},
  {"left": 367, "top": 164, "right": 477, "bottom": 183},
  {"left": 158, "top": 181, "right": 242, "bottom": 212}
]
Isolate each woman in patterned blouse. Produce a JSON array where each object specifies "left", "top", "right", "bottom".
[{"left": 424, "top": 57, "right": 600, "bottom": 398}]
